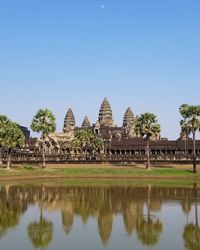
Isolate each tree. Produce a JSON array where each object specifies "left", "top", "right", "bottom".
[
  {"left": 0, "top": 115, "right": 10, "bottom": 165},
  {"left": 70, "top": 129, "right": 104, "bottom": 159},
  {"left": 179, "top": 104, "right": 200, "bottom": 173},
  {"left": 75, "top": 129, "right": 92, "bottom": 157},
  {"left": 31, "top": 109, "right": 56, "bottom": 168},
  {"left": 0, "top": 121, "right": 25, "bottom": 169},
  {"left": 90, "top": 137, "right": 104, "bottom": 158},
  {"left": 136, "top": 113, "right": 161, "bottom": 169}
]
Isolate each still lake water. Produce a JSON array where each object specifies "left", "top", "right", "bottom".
[{"left": 0, "top": 181, "right": 200, "bottom": 250}]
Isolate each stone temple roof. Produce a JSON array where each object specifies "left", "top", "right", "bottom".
[
  {"left": 98, "top": 97, "right": 114, "bottom": 127},
  {"left": 82, "top": 116, "right": 91, "bottom": 128},
  {"left": 123, "top": 107, "right": 135, "bottom": 128},
  {"left": 63, "top": 108, "right": 75, "bottom": 132}
]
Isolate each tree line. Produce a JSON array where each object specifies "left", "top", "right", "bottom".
[{"left": 0, "top": 104, "right": 200, "bottom": 172}]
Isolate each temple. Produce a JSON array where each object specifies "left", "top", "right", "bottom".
[
  {"left": 63, "top": 108, "right": 76, "bottom": 132},
  {"left": 8, "top": 97, "right": 200, "bottom": 163}
]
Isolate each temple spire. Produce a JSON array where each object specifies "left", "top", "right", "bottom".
[
  {"left": 63, "top": 108, "right": 75, "bottom": 132},
  {"left": 123, "top": 107, "right": 135, "bottom": 128},
  {"left": 82, "top": 116, "right": 91, "bottom": 128},
  {"left": 98, "top": 97, "right": 114, "bottom": 127}
]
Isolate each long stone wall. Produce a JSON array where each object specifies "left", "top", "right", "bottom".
[{"left": 2, "top": 151, "right": 200, "bottom": 164}]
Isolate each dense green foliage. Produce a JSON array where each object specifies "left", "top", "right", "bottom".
[
  {"left": 0, "top": 122, "right": 24, "bottom": 149},
  {"left": 70, "top": 129, "right": 104, "bottom": 158},
  {"left": 0, "top": 119, "right": 25, "bottom": 168}
]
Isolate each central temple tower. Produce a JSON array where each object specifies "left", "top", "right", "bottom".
[
  {"left": 98, "top": 97, "right": 114, "bottom": 127},
  {"left": 63, "top": 108, "right": 75, "bottom": 132}
]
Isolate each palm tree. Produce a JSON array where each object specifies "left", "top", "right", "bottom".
[
  {"left": 0, "top": 121, "right": 25, "bottom": 169},
  {"left": 179, "top": 104, "right": 200, "bottom": 173},
  {"left": 136, "top": 113, "right": 161, "bottom": 169},
  {"left": 31, "top": 109, "right": 56, "bottom": 168},
  {"left": 0, "top": 115, "right": 10, "bottom": 165}
]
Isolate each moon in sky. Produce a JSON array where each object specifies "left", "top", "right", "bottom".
[{"left": 100, "top": 4, "right": 105, "bottom": 9}]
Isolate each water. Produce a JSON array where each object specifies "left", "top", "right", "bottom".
[{"left": 0, "top": 181, "right": 199, "bottom": 250}]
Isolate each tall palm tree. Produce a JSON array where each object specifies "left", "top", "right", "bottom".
[
  {"left": 31, "top": 109, "right": 56, "bottom": 168},
  {"left": 136, "top": 113, "right": 161, "bottom": 169},
  {"left": 180, "top": 104, "right": 200, "bottom": 173}
]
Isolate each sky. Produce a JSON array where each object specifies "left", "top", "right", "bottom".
[{"left": 0, "top": 0, "right": 200, "bottom": 139}]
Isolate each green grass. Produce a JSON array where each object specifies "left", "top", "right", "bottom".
[
  {"left": 0, "top": 163, "right": 200, "bottom": 187},
  {"left": 62, "top": 167, "right": 192, "bottom": 176},
  {"left": 0, "top": 164, "right": 199, "bottom": 179}
]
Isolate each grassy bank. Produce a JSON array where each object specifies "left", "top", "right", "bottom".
[{"left": 0, "top": 163, "right": 199, "bottom": 181}]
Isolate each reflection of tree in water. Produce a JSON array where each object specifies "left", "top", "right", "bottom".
[
  {"left": 28, "top": 216, "right": 53, "bottom": 249},
  {"left": 0, "top": 203, "right": 22, "bottom": 238},
  {"left": 183, "top": 224, "right": 200, "bottom": 250},
  {"left": 183, "top": 184, "right": 200, "bottom": 250},
  {"left": 136, "top": 185, "right": 163, "bottom": 247},
  {"left": 27, "top": 188, "right": 54, "bottom": 250},
  {"left": 136, "top": 216, "right": 163, "bottom": 247},
  {"left": 0, "top": 185, "right": 26, "bottom": 238}
]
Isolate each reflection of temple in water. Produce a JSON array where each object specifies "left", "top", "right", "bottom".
[{"left": 0, "top": 184, "right": 200, "bottom": 247}]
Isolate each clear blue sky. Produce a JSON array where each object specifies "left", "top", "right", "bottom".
[{"left": 0, "top": 0, "right": 200, "bottom": 139}]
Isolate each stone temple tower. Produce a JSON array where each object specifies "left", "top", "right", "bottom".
[
  {"left": 82, "top": 116, "right": 91, "bottom": 128},
  {"left": 98, "top": 97, "right": 114, "bottom": 127},
  {"left": 123, "top": 107, "right": 135, "bottom": 128},
  {"left": 123, "top": 107, "right": 136, "bottom": 137},
  {"left": 63, "top": 108, "right": 75, "bottom": 132}
]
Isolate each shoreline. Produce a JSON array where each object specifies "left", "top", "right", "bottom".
[
  {"left": 0, "top": 163, "right": 199, "bottom": 182},
  {"left": 0, "top": 175, "right": 200, "bottom": 182}
]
